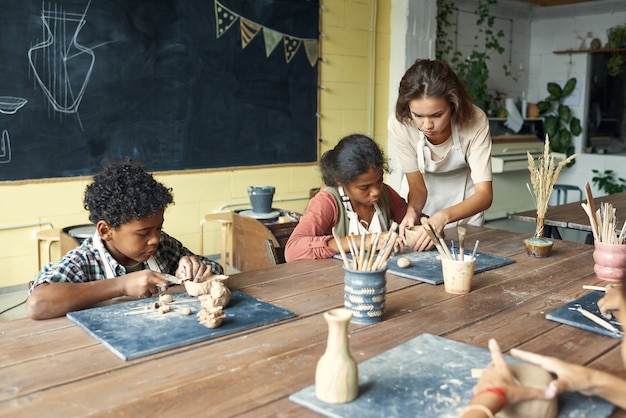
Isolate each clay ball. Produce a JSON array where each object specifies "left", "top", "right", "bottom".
[
  {"left": 181, "top": 307, "right": 193, "bottom": 316},
  {"left": 397, "top": 257, "right": 411, "bottom": 268}
]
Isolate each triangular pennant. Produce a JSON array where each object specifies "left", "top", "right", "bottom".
[
  {"left": 303, "top": 39, "right": 318, "bottom": 67},
  {"left": 283, "top": 36, "right": 302, "bottom": 64},
  {"left": 240, "top": 19, "right": 262, "bottom": 49},
  {"left": 214, "top": 0, "right": 239, "bottom": 39},
  {"left": 263, "top": 28, "right": 283, "bottom": 57}
]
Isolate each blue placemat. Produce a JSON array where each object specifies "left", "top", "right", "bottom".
[
  {"left": 335, "top": 250, "right": 514, "bottom": 285},
  {"left": 289, "top": 333, "right": 614, "bottom": 418},
  {"left": 546, "top": 291, "right": 623, "bottom": 339},
  {"left": 67, "top": 291, "right": 295, "bottom": 361}
]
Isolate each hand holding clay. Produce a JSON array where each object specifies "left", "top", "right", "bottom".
[
  {"left": 177, "top": 255, "right": 209, "bottom": 281},
  {"left": 122, "top": 270, "right": 169, "bottom": 299}
]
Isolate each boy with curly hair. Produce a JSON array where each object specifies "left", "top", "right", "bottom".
[{"left": 27, "top": 158, "right": 223, "bottom": 319}]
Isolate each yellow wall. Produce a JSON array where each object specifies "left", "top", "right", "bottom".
[{"left": 0, "top": 0, "right": 391, "bottom": 288}]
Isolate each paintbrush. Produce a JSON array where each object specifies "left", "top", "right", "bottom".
[
  {"left": 420, "top": 217, "right": 451, "bottom": 260},
  {"left": 332, "top": 227, "right": 351, "bottom": 268},
  {"left": 457, "top": 226, "right": 466, "bottom": 261}
]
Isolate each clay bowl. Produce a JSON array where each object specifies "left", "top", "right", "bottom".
[
  {"left": 404, "top": 226, "right": 420, "bottom": 247},
  {"left": 523, "top": 237, "right": 554, "bottom": 258}
]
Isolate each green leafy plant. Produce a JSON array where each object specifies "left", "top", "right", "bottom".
[
  {"left": 592, "top": 169, "right": 626, "bottom": 194},
  {"left": 436, "top": 0, "right": 513, "bottom": 112},
  {"left": 606, "top": 24, "right": 626, "bottom": 76},
  {"left": 536, "top": 77, "right": 581, "bottom": 162}
]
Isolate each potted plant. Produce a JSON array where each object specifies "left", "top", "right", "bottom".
[
  {"left": 525, "top": 137, "right": 577, "bottom": 257},
  {"left": 436, "top": 0, "right": 514, "bottom": 113},
  {"left": 592, "top": 169, "right": 626, "bottom": 194},
  {"left": 606, "top": 24, "right": 626, "bottom": 76},
  {"left": 536, "top": 77, "right": 581, "bottom": 163}
]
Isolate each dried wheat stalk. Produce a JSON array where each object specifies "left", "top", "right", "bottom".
[{"left": 527, "top": 135, "right": 578, "bottom": 238}]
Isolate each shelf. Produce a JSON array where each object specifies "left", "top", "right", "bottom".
[{"left": 554, "top": 48, "right": 626, "bottom": 55}]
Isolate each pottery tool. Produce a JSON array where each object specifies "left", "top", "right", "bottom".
[
  {"left": 470, "top": 240, "right": 480, "bottom": 259},
  {"left": 420, "top": 217, "right": 450, "bottom": 260},
  {"left": 373, "top": 222, "right": 398, "bottom": 270},
  {"left": 366, "top": 232, "right": 381, "bottom": 271},
  {"left": 450, "top": 240, "right": 457, "bottom": 260},
  {"left": 584, "top": 182, "right": 600, "bottom": 241},
  {"left": 457, "top": 226, "right": 466, "bottom": 261},
  {"left": 332, "top": 227, "right": 351, "bottom": 269},
  {"left": 568, "top": 304, "right": 623, "bottom": 336},
  {"left": 582, "top": 285, "right": 607, "bottom": 291},
  {"left": 358, "top": 233, "right": 367, "bottom": 270}
]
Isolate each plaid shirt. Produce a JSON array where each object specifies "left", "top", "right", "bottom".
[{"left": 31, "top": 231, "right": 223, "bottom": 292}]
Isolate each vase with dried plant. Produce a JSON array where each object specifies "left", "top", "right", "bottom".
[{"left": 525, "top": 136, "right": 578, "bottom": 257}]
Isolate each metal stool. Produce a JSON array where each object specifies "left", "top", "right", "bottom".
[{"left": 553, "top": 184, "right": 583, "bottom": 205}]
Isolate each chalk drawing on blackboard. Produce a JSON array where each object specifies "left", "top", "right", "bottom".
[
  {"left": 214, "top": 0, "right": 318, "bottom": 66},
  {"left": 0, "top": 130, "right": 11, "bottom": 163},
  {"left": 28, "top": 0, "right": 95, "bottom": 129},
  {"left": 0, "top": 97, "right": 28, "bottom": 115}
]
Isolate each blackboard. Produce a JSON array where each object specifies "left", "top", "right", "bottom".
[{"left": 0, "top": 0, "right": 319, "bottom": 181}]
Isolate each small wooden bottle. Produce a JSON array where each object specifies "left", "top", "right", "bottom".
[{"left": 315, "top": 308, "right": 358, "bottom": 403}]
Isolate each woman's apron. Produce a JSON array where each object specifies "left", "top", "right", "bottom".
[{"left": 417, "top": 123, "right": 483, "bottom": 227}]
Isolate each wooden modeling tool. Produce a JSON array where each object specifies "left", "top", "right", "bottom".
[
  {"left": 584, "top": 182, "right": 600, "bottom": 241},
  {"left": 457, "top": 226, "right": 466, "bottom": 261},
  {"left": 569, "top": 304, "right": 623, "bottom": 336},
  {"left": 332, "top": 227, "right": 351, "bottom": 268},
  {"left": 420, "top": 217, "right": 450, "bottom": 260}
]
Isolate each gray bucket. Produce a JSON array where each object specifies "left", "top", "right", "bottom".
[{"left": 248, "top": 186, "right": 275, "bottom": 214}]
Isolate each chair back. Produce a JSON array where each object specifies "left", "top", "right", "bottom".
[{"left": 231, "top": 213, "right": 279, "bottom": 272}]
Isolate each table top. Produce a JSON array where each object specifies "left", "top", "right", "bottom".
[
  {"left": 2, "top": 226, "right": 625, "bottom": 417},
  {"left": 510, "top": 191, "right": 626, "bottom": 232}
]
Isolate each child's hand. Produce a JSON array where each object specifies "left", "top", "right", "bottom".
[
  {"left": 123, "top": 270, "right": 169, "bottom": 298},
  {"left": 598, "top": 284, "right": 622, "bottom": 319},
  {"left": 177, "top": 256, "right": 209, "bottom": 281}
]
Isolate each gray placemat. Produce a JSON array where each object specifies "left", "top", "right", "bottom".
[
  {"left": 67, "top": 291, "right": 295, "bottom": 361},
  {"left": 290, "top": 333, "right": 614, "bottom": 418}
]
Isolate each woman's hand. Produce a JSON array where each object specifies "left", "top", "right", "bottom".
[
  {"left": 510, "top": 347, "right": 596, "bottom": 397},
  {"left": 474, "top": 339, "right": 546, "bottom": 405}
]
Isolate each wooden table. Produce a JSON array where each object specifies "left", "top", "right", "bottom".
[
  {"left": 509, "top": 191, "right": 626, "bottom": 243},
  {"left": 2, "top": 226, "right": 625, "bottom": 417}
]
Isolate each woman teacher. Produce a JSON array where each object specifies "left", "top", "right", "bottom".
[{"left": 388, "top": 59, "right": 493, "bottom": 251}]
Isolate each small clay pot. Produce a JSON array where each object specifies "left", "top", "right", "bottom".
[
  {"left": 593, "top": 240, "right": 626, "bottom": 282},
  {"left": 523, "top": 237, "right": 554, "bottom": 258}
]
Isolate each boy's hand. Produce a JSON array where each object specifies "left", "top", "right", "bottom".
[
  {"left": 177, "top": 256, "right": 209, "bottom": 282},
  {"left": 123, "top": 270, "right": 169, "bottom": 298}
]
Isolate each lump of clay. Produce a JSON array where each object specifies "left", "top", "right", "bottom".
[
  {"left": 498, "top": 363, "right": 558, "bottom": 418},
  {"left": 404, "top": 226, "right": 420, "bottom": 247},
  {"left": 184, "top": 274, "right": 230, "bottom": 304},
  {"left": 181, "top": 307, "right": 193, "bottom": 316},
  {"left": 397, "top": 257, "right": 411, "bottom": 268},
  {"left": 159, "top": 293, "right": 173, "bottom": 303},
  {"left": 197, "top": 306, "right": 226, "bottom": 328}
]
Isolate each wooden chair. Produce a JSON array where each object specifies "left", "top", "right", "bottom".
[
  {"left": 264, "top": 239, "right": 286, "bottom": 266},
  {"left": 231, "top": 213, "right": 281, "bottom": 272}
]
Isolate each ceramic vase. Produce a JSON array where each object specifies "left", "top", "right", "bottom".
[
  {"left": 343, "top": 266, "right": 387, "bottom": 324},
  {"left": 315, "top": 308, "right": 358, "bottom": 404},
  {"left": 593, "top": 240, "right": 626, "bottom": 282}
]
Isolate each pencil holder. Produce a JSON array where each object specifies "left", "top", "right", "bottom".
[{"left": 343, "top": 266, "right": 387, "bottom": 324}]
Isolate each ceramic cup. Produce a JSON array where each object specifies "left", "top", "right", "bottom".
[
  {"left": 593, "top": 240, "right": 626, "bottom": 282},
  {"left": 440, "top": 256, "right": 477, "bottom": 294},
  {"left": 343, "top": 266, "right": 387, "bottom": 324},
  {"left": 523, "top": 237, "right": 554, "bottom": 258}
]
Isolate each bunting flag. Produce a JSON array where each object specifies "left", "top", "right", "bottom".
[{"left": 214, "top": 0, "right": 318, "bottom": 66}]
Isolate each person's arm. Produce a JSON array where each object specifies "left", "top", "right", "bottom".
[
  {"left": 284, "top": 191, "right": 342, "bottom": 262},
  {"left": 511, "top": 346, "right": 626, "bottom": 409}
]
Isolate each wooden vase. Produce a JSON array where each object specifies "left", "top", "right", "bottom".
[{"left": 315, "top": 308, "right": 358, "bottom": 404}]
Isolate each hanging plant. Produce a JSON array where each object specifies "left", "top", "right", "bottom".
[
  {"left": 606, "top": 24, "right": 626, "bottom": 76},
  {"left": 436, "top": 0, "right": 514, "bottom": 113}
]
